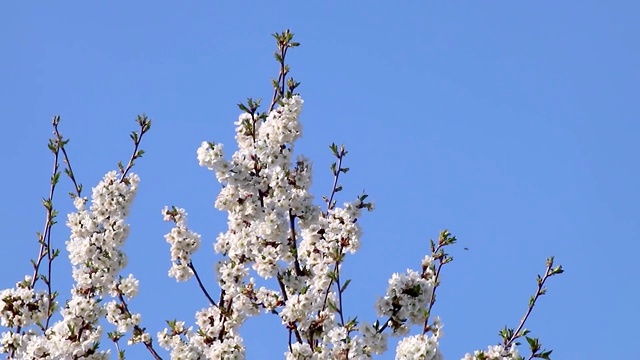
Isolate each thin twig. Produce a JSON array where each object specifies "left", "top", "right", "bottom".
[
  {"left": 53, "top": 119, "right": 82, "bottom": 198},
  {"left": 326, "top": 148, "right": 345, "bottom": 212},
  {"left": 187, "top": 261, "right": 217, "bottom": 306},
  {"left": 505, "top": 261, "right": 554, "bottom": 349},
  {"left": 120, "top": 115, "right": 151, "bottom": 181},
  {"left": 116, "top": 291, "right": 163, "bottom": 360}
]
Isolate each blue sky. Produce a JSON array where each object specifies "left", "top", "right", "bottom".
[{"left": 1, "top": 2, "right": 638, "bottom": 359}]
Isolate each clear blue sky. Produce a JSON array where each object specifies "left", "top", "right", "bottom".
[{"left": 1, "top": 2, "right": 638, "bottom": 359}]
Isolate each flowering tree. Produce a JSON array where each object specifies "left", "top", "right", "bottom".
[{"left": 0, "top": 30, "right": 563, "bottom": 360}]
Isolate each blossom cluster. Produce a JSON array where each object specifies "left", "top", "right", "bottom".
[
  {"left": 461, "top": 344, "right": 520, "bottom": 360},
  {"left": 162, "top": 206, "right": 202, "bottom": 282},
  {"left": 1, "top": 171, "right": 145, "bottom": 358},
  {"left": 0, "top": 276, "right": 51, "bottom": 330}
]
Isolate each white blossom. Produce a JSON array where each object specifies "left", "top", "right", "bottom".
[
  {"left": 462, "top": 344, "right": 520, "bottom": 360},
  {"left": 395, "top": 334, "right": 443, "bottom": 360}
]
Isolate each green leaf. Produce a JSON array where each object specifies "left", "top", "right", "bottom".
[
  {"left": 538, "top": 350, "right": 553, "bottom": 359},
  {"left": 330, "top": 143, "right": 338, "bottom": 156},
  {"left": 51, "top": 171, "right": 61, "bottom": 185},
  {"left": 552, "top": 265, "right": 564, "bottom": 275},
  {"left": 517, "top": 328, "right": 530, "bottom": 337},
  {"left": 341, "top": 279, "right": 352, "bottom": 293},
  {"left": 327, "top": 299, "right": 338, "bottom": 312}
]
